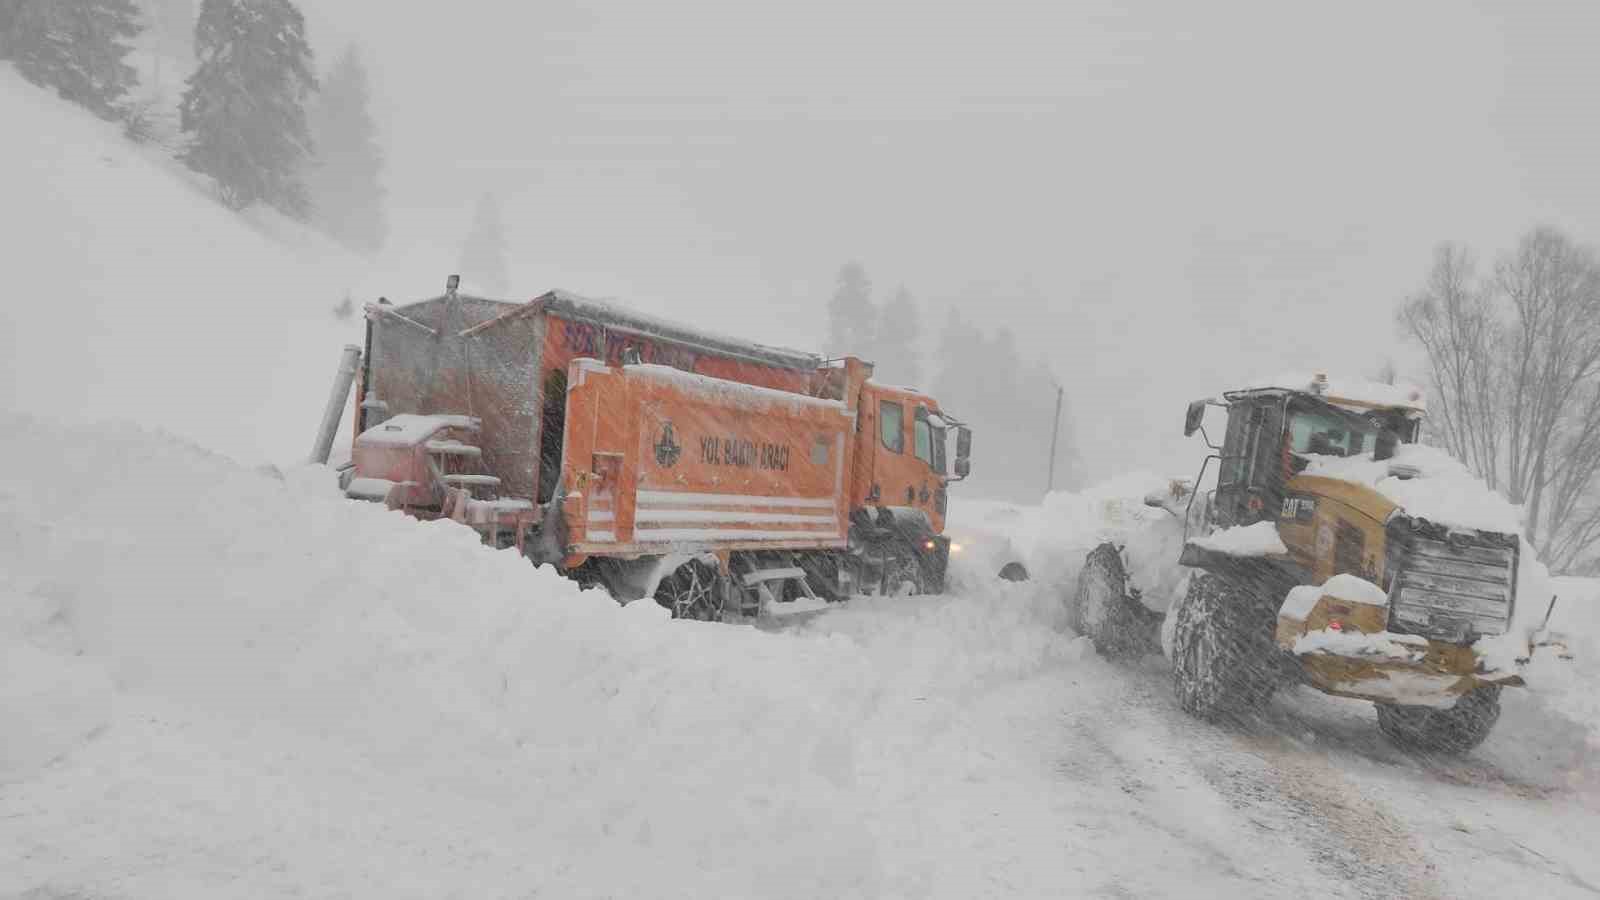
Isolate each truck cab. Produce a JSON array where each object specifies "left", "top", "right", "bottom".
[{"left": 853, "top": 383, "right": 963, "bottom": 535}]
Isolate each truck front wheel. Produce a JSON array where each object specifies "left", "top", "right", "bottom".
[
  {"left": 1375, "top": 685, "right": 1502, "bottom": 754},
  {"left": 1170, "top": 571, "right": 1278, "bottom": 720},
  {"left": 654, "top": 559, "right": 726, "bottom": 621}
]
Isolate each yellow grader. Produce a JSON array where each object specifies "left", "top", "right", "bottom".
[{"left": 1070, "top": 374, "right": 1568, "bottom": 753}]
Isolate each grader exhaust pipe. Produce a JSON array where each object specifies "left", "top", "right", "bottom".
[{"left": 310, "top": 344, "right": 363, "bottom": 464}]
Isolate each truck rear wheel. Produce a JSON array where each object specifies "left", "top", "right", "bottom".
[
  {"left": 1375, "top": 685, "right": 1502, "bottom": 754},
  {"left": 1071, "top": 543, "right": 1154, "bottom": 658},
  {"left": 654, "top": 559, "right": 726, "bottom": 621},
  {"left": 1170, "top": 572, "right": 1277, "bottom": 720}
]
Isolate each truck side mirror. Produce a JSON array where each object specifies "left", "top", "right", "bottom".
[
  {"left": 1183, "top": 399, "right": 1208, "bottom": 437},
  {"left": 953, "top": 427, "right": 972, "bottom": 479}
]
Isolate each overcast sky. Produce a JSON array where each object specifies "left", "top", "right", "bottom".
[{"left": 307, "top": 0, "right": 1600, "bottom": 485}]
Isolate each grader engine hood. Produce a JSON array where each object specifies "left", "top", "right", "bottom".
[
  {"left": 1264, "top": 443, "right": 1562, "bottom": 705},
  {"left": 1292, "top": 443, "right": 1526, "bottom": 643}
]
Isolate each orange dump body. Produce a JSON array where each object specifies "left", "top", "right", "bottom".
[{"left": 559, "top": 360, "right": 862, "bottom": 563}]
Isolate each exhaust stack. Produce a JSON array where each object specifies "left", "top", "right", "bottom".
[{"left": 310, "top": 344, "right": 363, "bottom": 464}]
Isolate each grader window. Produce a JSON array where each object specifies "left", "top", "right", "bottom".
[{"left": 1288, "top": 407, "right": 1377, "bottom": 459}]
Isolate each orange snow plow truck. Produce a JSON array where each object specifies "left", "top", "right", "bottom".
[{"left": 324, "top": 280, "right": 974, "bottom": 619}]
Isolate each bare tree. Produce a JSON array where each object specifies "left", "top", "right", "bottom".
[
  {"left": 1399, "top": 228, "right": 1600, "bottom": 570},
  {"left": 1493, "top": 228, "right": 1600, "bottom": 550},
  {"left": 1397, "top": 244, "right": 1500, "bottom": 486}
]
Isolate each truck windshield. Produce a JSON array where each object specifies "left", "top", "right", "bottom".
[{"left": 1288, "top": 407, "right": 1378, "bottom": 458}]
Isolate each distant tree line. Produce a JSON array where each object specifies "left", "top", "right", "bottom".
[
  {"left": 1399, "top": 226, "right": 1600, "bottom": 573},
  {"left": 0, "top": 0, "right": 386, "bottom": 252},
  {"left": 825, "top": 261, "right": 923, "bottom": 388},
  {"left": 826, "top": 261, "right": 1080, "bottom": 502}
]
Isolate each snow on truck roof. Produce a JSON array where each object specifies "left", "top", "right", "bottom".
[
  {"left": 395, "top": 289, "right": 825, "bottom": 372},
  {"left": 1231, "top": 372, "right": 1426, "bottom": 413},
  {"left": 627, "top": 363, "right": 850, "bottom": 415}
]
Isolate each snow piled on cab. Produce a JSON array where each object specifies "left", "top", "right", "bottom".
[
  {"left": 1248, "top": 372, "right": 1426, "bottom": 411},
  {"left": 1305, "top": 443, "right": 1523, "bottom": 534}
]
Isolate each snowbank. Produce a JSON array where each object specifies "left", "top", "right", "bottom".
[
  {"left": 1189, "top": 520, "right": 1287, "bottom": 557},
  {"left": 0, "top": 415, "right": 1089, "bottom": 898},
  {"left": 951, "top": 473, "right": 1191, "bottom": 615}
]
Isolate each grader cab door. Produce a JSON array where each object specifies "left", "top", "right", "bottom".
[{"left": 1213, "top": 397, "right": 1287, "bottom": 529}]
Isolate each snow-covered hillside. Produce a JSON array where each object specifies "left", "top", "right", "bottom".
[{"left": 0, "top": 68, "right": 363, "bottom": 466}]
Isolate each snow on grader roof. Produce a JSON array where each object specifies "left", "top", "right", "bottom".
[{"left": 1230, "top": 372, "right": 1427, "bottom": 413}]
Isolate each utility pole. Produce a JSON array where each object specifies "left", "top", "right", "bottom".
[{"left": 1047, "top": 382, "right": 1064, "bottom": 493}]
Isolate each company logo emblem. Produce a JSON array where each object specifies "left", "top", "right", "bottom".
[{"left": 655, "top": 421, "right": 683, "bottom": 468}]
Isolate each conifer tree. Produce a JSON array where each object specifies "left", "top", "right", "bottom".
[
  {"left": 179, "top": 0, "right": 315, "bottom": 215},
  {"left": 826, "top": 261, "right": 875, "bottom": 358},
  {"left": 0, "top": 1, "right": 19, "bottom": 57},
  {"left": 459, "top": 193, "right": 510, "bottom": 295},
  {"left": 307, "top": 44, "right": 386, "bottom": 253},
  {"left": 6, "top": 0, "right": 143, "bottom": 119},
  {"left": 873, "top": 285, "right": 923, "bottom": 386}
]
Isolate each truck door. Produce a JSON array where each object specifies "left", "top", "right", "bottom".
[
  {"left": 866, "top": 394, "right": 945, "bottom": 524},
  {"left": 911, "top": 406, "right": 947, "bottom": 531}
]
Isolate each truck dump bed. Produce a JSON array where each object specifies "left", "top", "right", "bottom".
[
  {"left": 359, "top": 290, "right": 826, "bottom": 504},
  {"left": 558, "top": 360, "right": 857, "bottom": 561}
]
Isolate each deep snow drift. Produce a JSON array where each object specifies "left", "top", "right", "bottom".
[
  {"left": 0, "top": 415, "right": 1088, "bottom": 898},
  {"left": 5, "top": 418, "right": 1600, "bottom": 898}
]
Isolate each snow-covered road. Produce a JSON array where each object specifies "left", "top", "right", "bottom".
[{"left": 3, "top": 418, "right": 1597, "bottom": 899}]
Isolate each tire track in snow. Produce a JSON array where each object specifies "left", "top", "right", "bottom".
[
  {"left": 1060, "top": 658, "right": 1442, "bottom": 899},
  {"left": 1228, "top": 727, "right": 1444, "bottom": 900},
  {"left": 1055, "top": 659, "right": 1337, "bottom": 897}
]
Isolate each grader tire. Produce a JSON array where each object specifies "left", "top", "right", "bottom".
[
  {"left": 1376, "top": 685, "right": 1502, "bottom": 755},
  {"left": 1071, "top": 543, "right": 1153, "bottom": 659},
  {"left": 1170, "top": 571, "right": 1278, "bottom": 720}
]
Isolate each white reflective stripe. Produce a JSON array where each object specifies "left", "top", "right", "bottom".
[
  {"left": 585, "top": 530, "right": 616, "bottom": 542},
  {"left": 634, "top": 528, "right": 841, "bottom": 543},
  {"left": 634, "top": 510, "right": 836, "bottom": 525},
  {"left": 636, "top": 490, "right": 835, "bottom": 509},
  {"left": 587, "top": 511, "right": 615, "bottom": 523}
]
